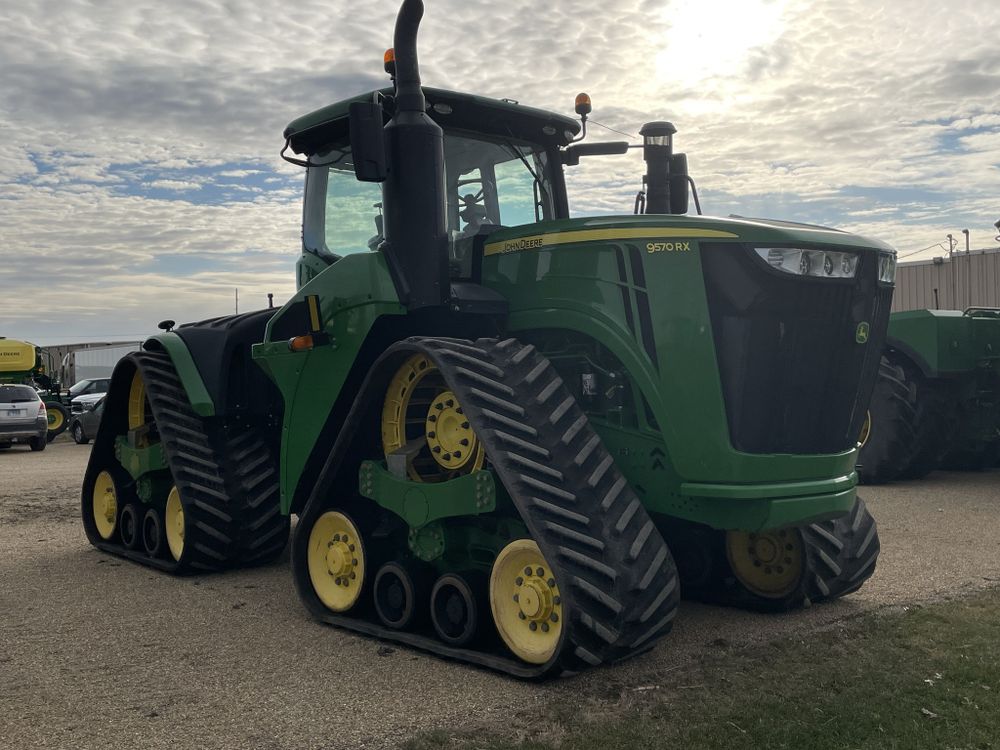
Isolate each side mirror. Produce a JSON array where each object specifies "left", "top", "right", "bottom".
[
  {"left": 349, "top": 100, "right": 388, "bottom": 182},
  {"left": 669, "top": 153, "right": 689, "bottom": 215}
]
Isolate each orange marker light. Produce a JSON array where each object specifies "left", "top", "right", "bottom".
[
  {"left": 288, "top": 335, "right": 315, "bottom": 353},
  {"left": 384, "top": 48, "right": 396, "bottom": 74},
  {"left": 574, "top": 92, "right": 592, "bottom": 116}
]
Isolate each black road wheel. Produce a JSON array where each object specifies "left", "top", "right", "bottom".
[
  {"left": 430, "top": 573, "right": 484, "bottom": 647},
  {"left": 29, "top": 436, "right": 47, "bottom": 452},
  {"left": 373, "top": 561, "right": 428, "bottom": 630},
  {"left": 857, "top": 356, "right": 920, "bottom": 484},
  {"left": 71, "top": 422, "right": 89, "bottom": 445},
  {"left": 142, "top": 507, "right": 165, "bottom": 558},
  {"left": 120, "top": 504, "right": 141, "bottom": 550}
]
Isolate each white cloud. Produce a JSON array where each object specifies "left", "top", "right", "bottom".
[{"left": 2, "top": 0, "right": 1000, "bottom": 345}]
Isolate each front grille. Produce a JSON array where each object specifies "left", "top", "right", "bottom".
[{"left": 701, "top": 243, "right": 892, "bottom": 454}]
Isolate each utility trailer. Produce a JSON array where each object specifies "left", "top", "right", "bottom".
[{"left": 83, "top": 0, "right": 892, "bottom": 677}]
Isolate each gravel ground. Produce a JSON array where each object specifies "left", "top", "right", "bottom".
[{"left": 1, "top": 438, "right": 998, "bottom": 749}]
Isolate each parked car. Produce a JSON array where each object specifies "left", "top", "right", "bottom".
[
  {"left": 0, "top": 384, "right": 48, "bottom": 451},
  {"left": 68, "top": 377, "right": 110, "bottom": 414},
  {"left": 69, "top": 395, "right": 104, "bottom": 445}
]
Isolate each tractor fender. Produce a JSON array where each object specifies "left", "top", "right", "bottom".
[
  {"left": 884, "top": 337, "right": 936, "bottom": 380},
  {"left": 143, "top": 333, "right": 216, "bottom": 417}
]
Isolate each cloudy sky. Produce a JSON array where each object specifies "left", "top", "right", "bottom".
[{"left": 2, "top": 0, "right": 998, "bottom": 346}]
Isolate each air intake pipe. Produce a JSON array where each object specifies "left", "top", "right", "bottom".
[{"left": 381, "top": 0, "right": 449, "bottom": 309}]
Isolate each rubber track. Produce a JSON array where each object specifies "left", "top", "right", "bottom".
[
  {"left": 293, "top": 336, "right": 681, "bottom": 678},
  {"left": 223, "top": 430, "right": 290, "bottom": 566},
  {"left": 86, "top": 351, "right": 261, "bottom": 573},
  {"left": 801, "top": 497, "right": 880, "bottom": 602}
]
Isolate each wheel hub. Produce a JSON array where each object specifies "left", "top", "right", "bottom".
[
  {"left": 425, "top": 391, "right": 477, "bottom": 470},
  {"left": 325, "top": 538, "right": 356, "bottom": 583},
  {"left": 517, "top": 575, "right": 554, "bottom": 622},
  {"left": 101, "top": 492, "right": 116, "bottom": 523}
]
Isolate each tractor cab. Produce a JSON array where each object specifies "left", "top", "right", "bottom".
[{"left": 284, "top": 88, "right": 580, "bottom": 288}]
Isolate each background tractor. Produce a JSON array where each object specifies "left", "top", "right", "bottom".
[
  {"left": 0, "top": 337, "right": 72, "bottom": 441},
  {"left": 858, "top": 308, "right": 1000, "bottom": 483},
  {"left": 82, "top": 0, "right": 891, "bottom": 677}
]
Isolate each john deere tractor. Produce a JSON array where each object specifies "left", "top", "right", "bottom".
[
  {"left": 0, "top": 337, "right": 71, "bottom": 441},
  {"left": 83, "top": 0, "right": 892, "bottom": 677},
  {"left": 858, "top": 308, "right": 1000, "bottom": 483}
]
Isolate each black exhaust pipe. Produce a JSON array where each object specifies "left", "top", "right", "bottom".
[{"left": 381, "top": 0, "right": 449, "bottom": 309}]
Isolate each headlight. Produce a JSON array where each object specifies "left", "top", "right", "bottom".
[
  {"left": 754, "top": 247, "right": 859, "bottom": 278},
  {"left": 878, "top": 252, "right": 896, "bottom": 283}
]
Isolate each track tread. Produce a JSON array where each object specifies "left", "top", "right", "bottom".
[{"left": 292, "top": 335, "right": 681, "bottom": 678}]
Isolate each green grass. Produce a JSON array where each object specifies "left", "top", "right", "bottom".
[{"left": 404, "top": 588, "right": 1000, "bottom": 750}]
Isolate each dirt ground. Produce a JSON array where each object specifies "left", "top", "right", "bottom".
[{"left": 1, "top": 438, "right": 998, "bottom": 750}]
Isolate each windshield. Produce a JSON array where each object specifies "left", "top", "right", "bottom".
[
  {"left": 1, "top": 385, "right": 39, "bottom": 402},
  {"left": 305, "top": 132, "right": 554, "bottom": 259},
  {"left": 69, "top": 380, "right": 94, "bottom": 396}
]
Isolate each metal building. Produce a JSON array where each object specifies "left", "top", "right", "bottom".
[{"left": 893, "top": 246, "right": 1000, "bottom": 312}]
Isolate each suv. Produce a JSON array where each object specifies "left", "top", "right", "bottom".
[
  {"left": 0, "top": 384, "right": 48, "bottom": 451},
  {"left": 69, "top": 395, "right": 104, "bottom": 445}
]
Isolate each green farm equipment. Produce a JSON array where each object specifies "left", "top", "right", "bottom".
[
  {"left": 0, "top": 337, "right": 71, "bottom": 440},
  {"left": 858, "top": 308, "right": 1000, "bottom": 483},
  {"left": 82, "top": 0, "right": 892, "bottom": 676}
]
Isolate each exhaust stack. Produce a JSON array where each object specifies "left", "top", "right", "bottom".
[{"left": 381, "top": 0, "right": 449, "bottom": 309}]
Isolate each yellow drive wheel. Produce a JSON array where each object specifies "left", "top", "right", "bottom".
[
  {"left": 858, "top": 410, "right": 872, "bottom": 448},
  {"left": 726, "top": 528, "right": 804, "bottom": 598},
  {"left": 490, "top": 539, "right": 563, "bottom": 665},
  {"left": 308, "top": 511, "right": 366, "bottom": 612},
  {"left": 381, "top": 354, "right": 485, "bottom": 481},
  {"left": 92, "top": 470, "right": 119, "bottom": 540},
  {"left": 48, "top": 408, "right": 65, "bottom": 431},
  {"left": 127, "top": 368, "right": 153, "bottom": 447},
  {"left": 165, "top": 486, "right": 185, "bottom": 561}
]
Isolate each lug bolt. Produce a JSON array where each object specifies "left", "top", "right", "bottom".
[
  {"left": 547, "top": 578, "right": 555, "bottom": 587},
  {"left": 553, "top": 596, "right": 561, "bottom": 606},
  {"left": 436, "top": 403, "right": 444, "bottom": 410},
  {"left": 460, "top": 438, "right": 470, "bottom": 446},
  {"left": 456, "top": 407, "right": 463, "bottom": 415},
  {"left": 428, "top": 431, "right": 436, "bottom": 439},
  {"left": 524, "top": 567, "right": 532, "bottom": 576},
  {"left": 334, "top": 534, "right": 341, "bottom": 542},
  {"left": 541, "top": 622, "right": 550, "bottom": 633},
  {"left": 334, "top": 577, "right": 342, "bottom": 585},
  {"left": 433, "top": 446, "right": 442, "bottom": 453},
  {"left": 453, "top": 451, "right": 462, "bottom": 459},
  {"left": 349, "top": 544, "right": 355, "bottom": 552},
  {"left": 429, "top": 414, "right": 437, "bottom": 423},
  {"left": 550, "top": 612, "right": 559, "bottom": 623},
  {"left": 536, "top": 567, "right": 544, "bottom": 577},
  {"left": 350, "top": 572, "right": 356, "bottom": 580},
  {"left": 446, "top": 399, "right": 454, "bottom": 408},
  {"left": 515, "top": 576, "right": 523, "bottom": 586},
  {"left": 518, "top": 612, "right": 526, "bottom": 620},
  {"left": 513, "top": 594, "right": 519, "bottom": 603},
  {"left": 529, "top": 621, "right": 537, "bottom": 631},
  {"left": 461, "top": 422, "right": 470, "bottom": 429},
  {"left": 352, "top": 558, "right": 358, "bottom": 566}
]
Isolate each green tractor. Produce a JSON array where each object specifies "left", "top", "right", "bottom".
[
  {"left": 858, "top": 308, "right": 1000, "bottom": 483},
  {"left": 0, "top": 337, "right": 72, "bottom": 441},
  {"left": 82, "top": 0, "right": 892, "bottom": 677}
]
